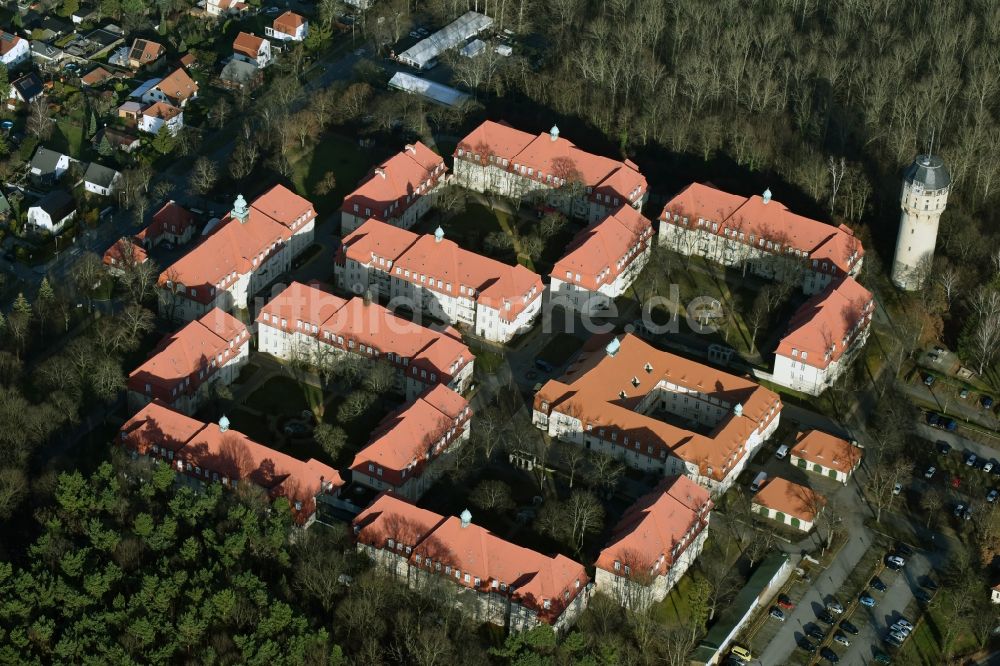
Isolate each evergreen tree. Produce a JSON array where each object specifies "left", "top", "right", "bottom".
[
  {"left": 38, "top": 277, "right": 54, "bottom": 305},
  {"left": 98, "top": 134, "right": 113, "bottom": 157},
  {"left": 87, "top": 111, "right": 97, "bottom": 139},
  {"left": 151, "top": 125, "right": 175, "bottom": 155},
  {"left": 0, "top": 64, "right": 8, "bottom": 102}
]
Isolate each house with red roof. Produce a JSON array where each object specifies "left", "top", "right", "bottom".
[
  {"left": 789, "top": 430, "right": 862, "bottom": 483},
  {"left": 139, "top": 101, "right": 183, "bottom": 136},
  {"left": 233, "top": 32, "right": 271, "bottom": 69},
  {"left": 157, "top": 188, "right": 316, "bottom": 321},
  {"left": 140, "top": 68, "right": 199, "bottom": 108},
  {"left": 136, "top": 200, "right": 197, "bottom": 248},
  {"left": 351, "top": 384, "right": 471, "bottom": 500},
  {"left": 533, "top": 333, "right": 782, "bottom": 495},
  {"left": 353, "top": 493, "right": 591, "bottom": 633},
  {"left": 206, "top": 0, "right": 249, "bottom": 17},
  {"left": 772, "top": 276, "right": 874, "bottom": 395},
  {"left": 119, "top": 401, "right": 342, "bottom": 526},
  {"left": 336, "top": 219, "right": 543, "bottom": 343},
  {"left": 266, "top": 11, "right": 309, "bottom": 42},
  {"left": 454, "top": 121, "right": 647, "bottom": 223},
  {"left": 595, "top": 476, "right": 713, "bottom": 609},
  {"left": 340, "top": 142, "right": 447, "bottom": 234},
  {"left": 103, "top": 237, "right": 148, "bottom": 276},
  {"left": 0, "top": 31, "right": 29, "bottom": 67},
  {"left": 549, "top": 204, "right": 655, "bottom": 314},
  {"left": 658, "top": 183, "right": 864, "bottom": 296},
  {"left": 751, "top": 476, "right": 825, "bottom": 532},
  {"left": 256, "top": 281, "right": 474, "bottom": 401},
  {"left": 127, "top": 308, "right": 250, "bottom": 415}
]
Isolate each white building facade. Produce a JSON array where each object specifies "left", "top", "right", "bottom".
[{"left": 891, "top": 154, "right": 950, "bottom": 290}]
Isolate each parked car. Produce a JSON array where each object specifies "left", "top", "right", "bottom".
[
  {"left": 729, "top": 645, "right": 752, "bottom": 662},
  {"left": 889, "top": 630, "right": 908, "bottom": 642},
  {"left": 915, "top": 589, "right": 934, "bottom": 602},
  {"left": 884, "top": 633, "right": 904, "bottom": 648},
  {"left": 895, "top": 618, "right": 914, "bottom": 631},
  {"left": 826, "top": 600, "right": 844, "bottom": 614},
  {"left": 818, "top": 610, "right": 836, "bottom": 624},
  {"left": 775, "top": 444, "right": 789, "bottom": 459},
  {"left": 988, "top": 489, "right": 998, "bottom": 503},
  {"left": 777, "top": 594, "right": 795, "bottom": 609},
  {"left": 890, "top": 622, "right": 912, "bottom": 635},
  {"left": 928, "top": 413, "right": 941, "bottom": 427},
  {"left": 960, "top": 388, "right": 970, "bottom": 398},
  {"left": 955, "top": 503, "right": 967, "bottom": 518},
  {"left": 924, "top": 374, "right": 935, "bottom": 386},
  {"left": 937, "top": 440, "right": 952, "bottom": 454},
  {"left": 806, "top": 624, "right": 826, "bottom": 640},
  {"left": 797, "top": 637, "right": 816, "bottom": 653},
  {"left": 952, "top": 474, "right": 962, "bottom": 489},
  {"left": 859, "top": 592, "right": 877, "bottom": 607},
  {"left": 893, "top": 482, "right": 902, "bottom": 495},
  {"left": 986, "top": 460, "right": 996, "bottom": 473},
  {"left": 870, "top": 577, "right": 887, "bottom": 592},
  {"left": 964, "top": 505, "right": 973, "bottom": 520},
  {"left": 833, "top": 632, "right": 850, "bottom": 647},
  {"left": 886, "top": 554, "right": 906, "bottom": 569},
  {"left": 534, "top": 359, "right": 555, "bottom": 372},
  {"left": 924, "top": 466, "right": 936, "bottom": 479},
  {"left": 921, "top": 577, "right": 939, "bottom": 590},
  {"left": 873, "top": 649, "right": 892, "bottom": 664},
  {"left": 967, "top": 453, "right": 978, "bottom": 467},
  {"left": 983, "top": 396, "right": 995, "bottom": 409},
  {"left": 820, "top": 646, "right": 840, "bottom": 663},
  {"left": 839, "top": 619, "right": 859, "bottom": 635},
  {"left": 946, "top": 418, "right": 958, "bottom": 431},
  {"left": 769, "top": 607, "right": 785, "bottom": 621}
]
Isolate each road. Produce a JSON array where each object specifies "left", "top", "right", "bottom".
[{"left": 917, "top": 423, "right": 999, "bottom": 461}]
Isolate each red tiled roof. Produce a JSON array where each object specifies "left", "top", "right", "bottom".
[
  {"left": 137, "top": 200, "right": 196, "bottom": 243},
  {"left": 790, "top": 430, "right": 861, "bottom": 475},
  {"left": 256, "top": 282, "right": 473, "bottom": 385},
  {"left": 144, "top": 101, "right": 181, "bottom": 121},
  {"left": 456, "top": 120, "right": 647, "bottom": 205},
  {"left": 154, "top": 68, "right": 198, "bottom": 104},
  {"left": 535, "top": 333, "right": 782, "bottom": 481},
  {"left": 659, "top": 183, "right": 864, "bottom": 275},
  {"left": 753, "top": 477, "right": 825, "bottom": 523},
  {"left": 234, "top": 31, "right": 266, "bottom": 58},
  {"left": 273, "top": 10, "right": 307, "bottom": 33},
  {"left": 351, "top": 384, "right": 471, "bottom": 487},
  {"left": 157, "top": 186, "right": 313, "bottom": 304},
  {"left": 596, "top": 476, "right": 712, "bottom": 576},
  {"left": 179, "top": 53, "right": 196, "bottom": 67},
  {"left": 551, "top": 204, "right": 654, "bottom": 290},
  {"left": 342, "top": 142, "right": 446, "bottom": 223},
  {"left": 81, "top": 67, "right": 113, "bottom": 86},
  {"left": 776, "top": 277, "right": 874, "bottom": 370},
  {"left": 339, "top": 219, "right": 543, "bottom": 320},
  {"left": 353, "top": 493, "right": 589, "bottom": 622},
  {"left": 120, "top": 401, "right": 342, "bottom": 523},
  {"left": 103, "top": 237, "right": 148, "bottom": 267},
  {"left": 127, "top": 308, "right": 248, "bottom": 404},
  {"left": 130, "top": 38, "right": 165, "bottom": 64},
  {"left": 0, "top": 32, "right": 23, "bottom": 56}
]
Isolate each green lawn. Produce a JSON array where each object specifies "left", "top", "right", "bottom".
[
  {"left": 895, "top": 590, "right": 980, "bottom": 665},
  {"left": 245, "top": 376, "right": 317, "bottom": 417},
  {"left": 416, "top": 202, "right": 510, "bottom": 254},
  {"left": 537, "top": 333, "right": 583, "bottom": 367},
  {"left": 52, "top": 120, "right": 85, "bottom": 158},
  {"left": 290, "top": 132, "right": 370, "bottom": 216}
]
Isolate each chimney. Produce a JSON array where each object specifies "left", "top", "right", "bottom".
[
  {"left": 434, "top": 226, "right": 444, "bottom": 243},
  {"left": 374, "top": 167, "right": 386, "bottom": 179},
  {"left": 549, "top": 125, "right": 560, "bottom": 142},
  {"left": 460, "top": 508, "right": 472, "bottom": 528},
  {"left": 762, "top": 188, "right": 772, "bottom": 204}
]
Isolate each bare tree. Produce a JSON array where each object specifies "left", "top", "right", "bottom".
[
  {"left": 469, "top": 480, "right": 515, "bottom": 512},
  {"left": 188, "top": 157, "right": 219, "bottom": 200},
  {"left": 26, "top": 97, "right": 52, "bottom": 140}
]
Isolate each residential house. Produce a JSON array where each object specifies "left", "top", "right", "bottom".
[
  {"left": 117, "top": 100, "right": 144, "bottom": 124},
  {"left": 83, "top": 162, "right": 121, "bottom": 196},
  {"left": 119, "top": 402, "right": 342, "bottom": 526},
  {"left": 549, "top": 204, "right": 655, "bottom": 315},
  {"left": 206, "top": 0, "right": 249, "bottom": 17},
  {"left": 30, "top": 41, "right": 64, "bottom": 68},
  {"left": 92, "top": 126, "right": 141, "bottom": 153},
  {"left": 140, "top": 68, "right": 198, "bottom": 107},
  {"left": 340, "top": 141, "right": 448, "bottom": 234},
  {"left": 139, "top": 101, "right": 183, "bottom": 136},
  {"left": 136, "top": 200, "right": 197, "bottom": 248},
  {"left": 233, "top": 32, "right": 271, "bottom": 69},
  {"left": 256, "top": 281, "right": 474, "bottom": 402},
  {"left": 595, "top": 476, "right": 713, "bottom": 610},
  {"left": 336, "top": 220, "right": 544, "bottom": 343},
  {"left": 179, "top": 52, "right": 196, "bottom": 69},
  {"left": 533, "top": 333, "right": 783, "bottom": 495},
  {"left": 8, "top": 71, "right": 44, "bottom": 108},
  {"left": 0, "top": 32, "right": 29, "bottom": 67},
  {"left": 789, "top": 430, "right": 863, "bottom": 484},
  {"left": 351, "top": 384, "right": 471, "bottom": 500},
  {"left": 751, "top": 477, "right": 825, "bottom": 532},
  {"left": 157, "top": 187, "right": 316, "bottom": 321},
  {"left": 658, "top": 183, "right": 864, "bottom": 295},
  {"left": 27, "top": 190, "right": 76, "bottom": 234},
  {"left": 353, "top": 493, "right": 591, "bottom": 633},
  {"left": 127, "top": 308, "right": 250, "bottom": 415},
  {"left": 453, "top": 120, "right": 648, "bottom": 222},
  {"left": 103, "top": 237, "right": 148, "bottom": 276},
  {"left": 81, "top": 66, "right": 113, "bottom": 87},
  {"left": 128, "top": 38, "right": 165, "bottom": 69},
  {"left": 29, "top": 147, "right": 71, "bottom": 186},
  {"left": 219, "top": 58, "right": 262, "bottom": 91},
  {"left": 772, "top": 277, "right": 875, "bottom": 395},
  {"left": 108, "top": 46, "right": 130, "bottom": 68},
  {"left": 266, "top": 11, "right": 309, "bottom": 41},
  {"left": 992, "top": 583, "right": 1000, "bottom": 604}
]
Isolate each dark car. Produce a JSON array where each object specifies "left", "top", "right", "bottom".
[
  {"left": 884, "top": 633, "right": 904, "bottom": 648},
  {"left": 818, "top": 610, "right": 836, "bottom": 624},
  {"left": 924, "top": 374, "right": 935, "bottom": 386},
  {"left": 839, "top": 619, "right": 859, "bottom": 635},
  {"left": 895, "top": 543, "right": 914, "bottom": 556},
  {"left": 983, "top": 396, "right": 995, "bottom": 409},
  {"left": 806, "top": 624, "right": 825, "bottom": 640},
  {"left": 534, "top": 359, "right": 554, "bottom": 372},
  {"left": 921, "top": 576, "right": 939, "bottom": 590},
  {"left": 937, "top": 440, "right": 952, "bottom": 455},
  {"left": 916, "top": 589, "right": 933, "bottom": 602},
  {"left": 870, "top": 577, "right": 888, "bottom": 592},
  {"left": 928, "top": 413, "right": 941, "bottom": 427},
  {"left": 820, "top": 646, "right": 840, "bottom": 663},
  {"left": 874, "top": 649, "right": 892, "bottom": 664},
  {"left": 797, "top": 637, "right": 816, "bottom": 653},
  {"left": 946, "top": 418, "right": 958, "bottom": 431}
]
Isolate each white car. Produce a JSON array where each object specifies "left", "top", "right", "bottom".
[
  {"left": 985, "top": 461, "right": 995, "bottom": 473},
  {"left": 988, "top": 489, "right": 998, "bottom": 503},
  {"left": 896, "top": 618, "right": 914, "bottom": 631},
  {"left": 967, "top": 453, "right": 978, "bottom": 467},
  {"left": 893, "top": 483, "right": 902, "bottom": 495},
  {"left": 891, "top": 622, "right": 912, "bottom": 635},
  {"left": 925, "top": 466, "right": 936, "bottom": 479},
  {"left": 887, "top": 555, "right": 906, "bottom": 568}
]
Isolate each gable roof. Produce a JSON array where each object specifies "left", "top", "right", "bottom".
[
  {"left": 81, "top": 66, "right": 113, "bottom": 86},
  {"left": 143, "top": 101, "right": 181, "bottom": 121},
  {"left": 30, "top": 146, "right": 66, "bottom": 174},
  {"left": 535, "top": 333, "right": 782, "bottom": 481},
  {"left": 0, "top": 31, "right": 24, "bottom": 56},
  {"left": 33, "top": 190, "right": 75, "bottom": 219},
  {"left": 274, "top": 10, "right": 307, "bottom": 32},
  {"left": 103, "top": 237, "right": 148, "bottom": 267},
  {"left": 11, "top": 72, "right": 44, "bottom": 101},
  {"left": 341, "top": 142, "right": 446, "bottom": 221},
  {"left": 84, "top": 162, "right": 120, "bottom": 188},
  {"left": 220, "top": 58, "right": 258, "bottom": 84},
  {"left": 136, "top": 200, "right": 195, "bottom": 243},
  {"left": 154, "top": 68, "right": 198, "bottom": 103},
  {"left": 129, "top": 77, "right": 162, "bottom": 99},
  {"left": 660, "top": 183, "right": 864, "bottom": 275},
  {"left": 233, "top": 31, "right": 266, "bottom": 58},
  {"left": 551, "top": 204, "right": 654, "bottom": 290},
  {"left": 129, "top": 38, "right": 164, "bottom": 64},
  {"left": 753, "top": 477, "right": 825, "bottom": 522},
  {"left": 596, "top": 475, "right": 712, "bottom": 576},
  {"left": 776, "top": 277, "right": 874, "bottom": 370},
  {"left": 790, "top": 430, "right": 862, "bottom": 474}
]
